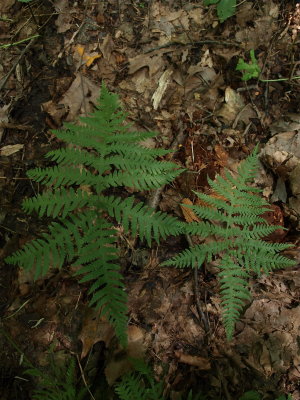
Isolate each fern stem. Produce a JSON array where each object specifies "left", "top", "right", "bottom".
[{"left": 186, "top": 234, "right": 210, "bottom": 335}]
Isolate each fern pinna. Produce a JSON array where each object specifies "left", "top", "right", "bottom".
[
  {"left": 5, "top": 83, "right": 183, "bottom": 345},
  {"left": 163, "top": 147, "right": 295, "bottom": 340}
]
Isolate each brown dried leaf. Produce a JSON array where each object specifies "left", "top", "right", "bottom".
[
  {"left": 174, "top": 350, "right": 211, "bottom": 370},
  {"left": 79, "top": 309, "right": 115, "bottom": 359},
  {"left": 180, "top": 198, "right": 200, "bottom": 223},
  {"left": 0, "top": 144, "right": 24, "bottom": 156},
  {"left": 0, "top": 0, "right": 15, "bottom": 12},
  {"left": 105, "top": 326, "right": 147, "bottom": 385}
]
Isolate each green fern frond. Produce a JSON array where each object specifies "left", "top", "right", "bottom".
[
  {"left": 45, "top": 147, "right": 109, "bottom": 170},
  {"left": 26, "top": 357, "right": 87, "bottom": 400},
  {"left": 73, "top": 214, "right": 127, "bottom": 344},
  {"left": 101, "top": 167, "right": 184, "bottom": 191},
  {"left": 5, "top": 82, "right": 183, "bottom": 345},
  {"left": 5, "top": 217, "right": 82, "bottom": 278},
  {"left": 115, "top": 359, "right": 164, "bottom": 400},
  {"left": 163, "top": 240, "right": 232, "bottom": 268},
  {"left": 22, "top": 188, "right": 92, "bottom": 218},
  {"left": 164, "top": 146, "right": 296, "bottom": 340},
  {"left": 27, "top": 166, "right": 100, "bottom": 188},
  {"left": 115, "top": 372, "right": 148, "bottom": 400},
  {"left": 101, "top": 195, "right": 182, "bottom": 246}
]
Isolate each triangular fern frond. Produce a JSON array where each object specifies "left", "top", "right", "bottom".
[
  {"left": 164, "top": 146, "right": 296, "bottom": 340},
  {"left": 5, "top": 82, "right": 183, "bottom": 345}
]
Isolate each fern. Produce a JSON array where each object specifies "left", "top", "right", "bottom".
[
  {"left": 5, "top": 83, "right": 183, "bottom": 345},
  {"left": 163, "top": 146, "right": 295, "bottom": 340},
  {"left": 25, "top": 357, "right": 87, "bottom": 400},
  {"left": 115, "top": 358, "right": 164, "bottom": 400}
]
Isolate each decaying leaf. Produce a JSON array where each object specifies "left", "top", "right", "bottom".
[
  {"left": 180, "top": 198, "right": 200, "bottom": 223},
  {"left": 0, "top": 144, "right": 24, "bottom": 156}
]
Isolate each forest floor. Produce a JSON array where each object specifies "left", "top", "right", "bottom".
[{"left": 0, "top": 0, "right": 300, "bottom": 399}]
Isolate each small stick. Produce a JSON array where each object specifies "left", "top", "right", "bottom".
[
  {"left": 147, "top": 127, "right": 186, "bottom": 209},
  {"left": 145, "top": 40, "right": 240, "bottom": 54},
  {"left": 0, "top": 36, "right": 37, "bottom": 92},
  {"left": 76, "top": 354, "right": 96, "bottom": 400}
]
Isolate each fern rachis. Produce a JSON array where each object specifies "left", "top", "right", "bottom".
[
  {"left": 163, "top": 147, "right": 296, "bottom": 340},
  {"left": 5, "top": 83, "right": 184, "bottom": 345}
]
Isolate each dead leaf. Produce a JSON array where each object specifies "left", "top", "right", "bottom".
[
  {"left": 235, "top": 2, "right": 278, "bottom": 50},
  {"left": 74, "top": 45, "right": 102, "bottom": 68},
  {"left": 0, "top": 104, "right": 10, "bottom": 142},
  {"left": 152, "top": 69, "right": 173, "bottom": 110},
  {"left": 236, "top": 2, "right": 256, "bottom": 27},
  {"left": 180, "top": 198, "right": 200, "bottom": 223},
  {"left": 42, "top": 74, "right": 100, "bottom": 124},
  {"left": 217, "top": 87, "right": 245, "bottom": 124},
  {"left": 128, "top": 54, "right": 164, "bottom": 77},
  {"left": 174, "top": 350, "right": 211, "bottom": 370},
  {"left": 0, "top": 0, "right": 15, "bottom": 12},
  {"left": 105, "top": 325, "right": 147, "bottom": 385},
  {"left": 0, "top": 144, "right": 24, "bottom": 156},
  {"left": 187, "top": 7, "right": 204, "bottom": 26},
  {"left": 53, "top": 0, "right": 74, "bottom": 33},
  {"left": 79, "top": 308, "right": 115, "bottom": 359},
  {"left": 214, "top": 144, "right": 228, "bottom": 167},
  {"left": 99, "top": 34, "right": 115, "bottom": 61}
]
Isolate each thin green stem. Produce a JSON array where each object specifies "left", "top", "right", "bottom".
[{"left": 0, "top": 34, "right": 39, "bottom": 49}]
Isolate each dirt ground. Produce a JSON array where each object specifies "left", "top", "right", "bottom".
[{"left": 0, "top": 0, "right": 300, "bottom": 399}]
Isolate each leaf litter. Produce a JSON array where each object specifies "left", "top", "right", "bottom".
[{"left": 0, "top": 0, "right": 300, "bottom": 399}]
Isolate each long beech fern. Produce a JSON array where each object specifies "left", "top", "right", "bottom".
[
  {"left": 5, "top": 83, "right": 183, "bottom": 345},
  {"left": 163, "top": 147, "right": 295, "bottom": 340}
]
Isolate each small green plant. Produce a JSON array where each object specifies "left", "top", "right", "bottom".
[
  {"left": 236, "top": 50, "right": 261, "bottom": 81},
  {"left": 25, "top": 351, "right": 293, "bottom": 400},
  {"left": 5, "top": 83, "right": 183, "bottom": 345},
  {"left": 163, "top": 146, "right": 295, "bottom": 340},
  {"left": 204, "top": 0, "right": 236, "bottom": 23},
  {"left": 239, "top": 391, "right": 261, "bottom": 400},
  {"left": 237, "top": 49, "right": 300, "bottom": 83},
  {"left": 25, "top": 357, "right": 87, "bottom": 400},
  {"left": 0, "top": 34, "right": 39, "bottom": 49},
  {"left": 115, "top": 358, "right": 164, "bottom": 400}
]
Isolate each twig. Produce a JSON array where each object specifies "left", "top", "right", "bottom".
[
  {"left": 145, "top": 40, "right": 240, "bottom": 54},
  {"left": 0, "top": 36, "right": 38, "bottom": 92},
  {"left": 76, "top": 354, "right": 96, "bottom": 400},
  {"left": 216, "top": 362, "right": 232, "bottom": 400},
  {"left": 147, "top": 127, "right": 186, "bottom": 209}
]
